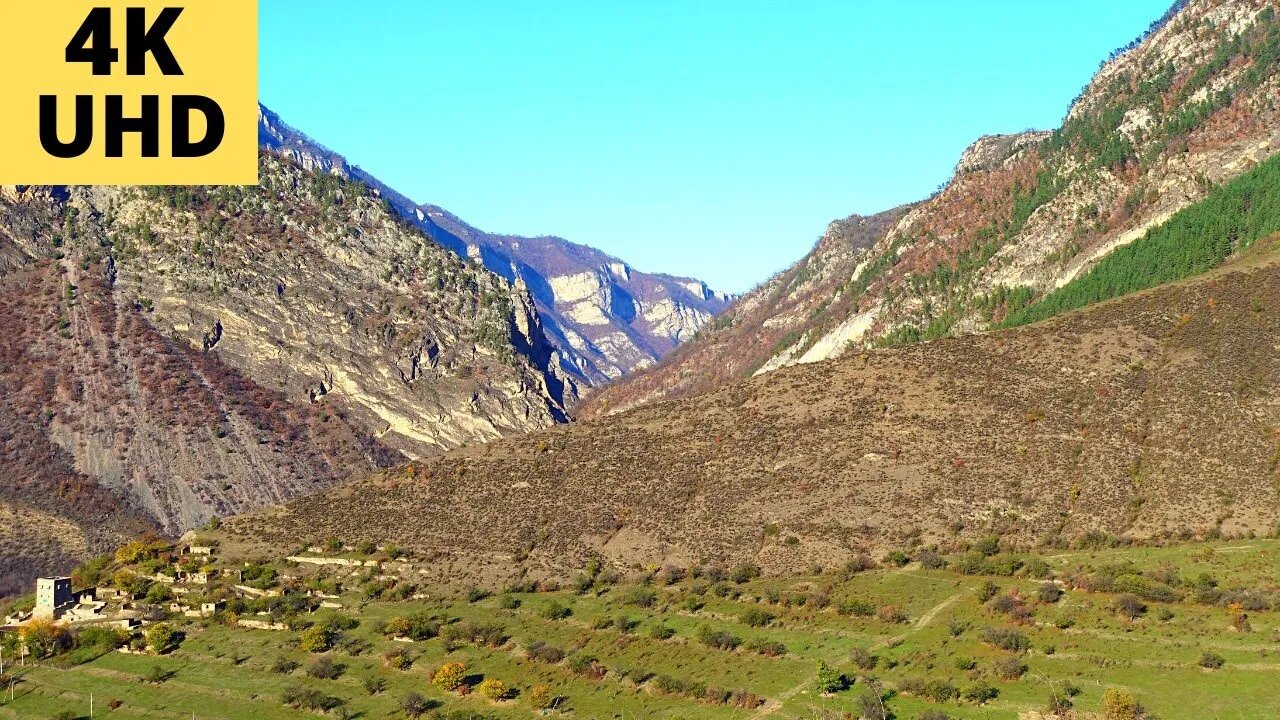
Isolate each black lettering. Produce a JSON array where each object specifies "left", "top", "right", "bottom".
[
  {"left": 39, "top": 95, "right": 94, "bottom": 159},
  {"left": 172, "top": 96, "right": 225, "bottom": 157},
  {"left": 65, "top": 7, "right": 118, "bottom": 76},
  {"left": 104, "top": 95, "right": 161, "bottom": 158},
  {"left": 126, "top": 7, "right": 184, "bottom": 76}
]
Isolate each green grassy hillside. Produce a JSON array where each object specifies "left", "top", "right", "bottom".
[{"left": 3, "top": 538, "right": 1279, "bottom": 720}]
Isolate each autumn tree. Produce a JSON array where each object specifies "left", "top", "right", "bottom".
[{"left": 432, "top": 661, "right": 468, "bottom": 692}]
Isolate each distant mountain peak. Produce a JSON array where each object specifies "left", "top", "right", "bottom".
[{"left": 258, "top": 104, "right": 730, "bottom": 386}]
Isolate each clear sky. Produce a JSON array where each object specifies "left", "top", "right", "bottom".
[{"left": 261, "top": 1, "right": 1173, "bottom": 293}]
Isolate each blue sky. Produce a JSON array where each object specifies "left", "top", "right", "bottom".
[{"left": 262, "top": 1, "right": 1172, "bottom": 293}]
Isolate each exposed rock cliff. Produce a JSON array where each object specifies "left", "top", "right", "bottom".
[
  {"left": 0, "top": 153, "right": 574, "bottom": 591},
  {"left": 260, "top": 106, "right": 730, "bottom": 386}
]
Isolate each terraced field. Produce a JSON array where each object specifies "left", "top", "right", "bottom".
[{"left": 3, "top": 539, "right": 1279, "bottom": 719}]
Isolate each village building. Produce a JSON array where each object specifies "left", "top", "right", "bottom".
[{"left": 33, "top": 577, "right": 74, "bottom": 620}]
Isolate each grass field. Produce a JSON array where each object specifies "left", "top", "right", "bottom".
[{"left": 2, "top": 539, "right": 1278, "bottom": 720}]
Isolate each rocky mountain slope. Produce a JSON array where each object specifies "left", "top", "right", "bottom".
[
  {"left": 260, "top": 106, "right": 731, "bottom": 385},
  {"left": 0, "top": 155, "right": 573, "bottom": 592},
  {"left": 225, "top": 241, "right": 1280, "bottom": 586},
  {"left": 584, "top": 0, "right": 1280, "bottom": 416}
]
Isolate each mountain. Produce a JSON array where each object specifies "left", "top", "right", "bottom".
[
  {"left": 0, "top": 155, "right": 573, "bottom": 593},
  {"left": 259, "top": 107, "right": 732, "bottom": 385},
  {"left": 583, "top": 0, "right": 1280, "bottom": 416},
  {"left": 225, "top": 239, "right": 1280, "bottom": 586}
]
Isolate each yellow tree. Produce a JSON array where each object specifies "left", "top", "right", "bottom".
[
  {"left": 20, "top": 619, "right": 70, "bottom": 659},
  {"left": 432, "top": 661, "right": 468, "bottom": 692}
]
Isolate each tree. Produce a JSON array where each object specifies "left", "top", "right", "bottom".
[
  {"left": 526, "top": 684, "right": 553, "bottom": 710},
  {"left": 20, "top": 619, "right": 71, "bottom": 659},
  {"left": 856, "top": 678, "right": 889, "bottom": 720},
  {"left": 432, "top": 661, "right": 468, "bottom": 692},
  {"left": 401, "top": 692, "right": 433, "bottom": 718},
  {"left": 145, "top": 623, "right": 181, "bottom": 654},
  {"left": 815, "top": 660, "right": 845, "bottom": 694},
  {"left": 476, "top": 677, "right": 507, "bottom": 700},
  {"left": 299, "top": 625, "right": 335, "bottom": 653},
  {"left": 1102, "top": 688, "right": 1141, "bottom": 720}
]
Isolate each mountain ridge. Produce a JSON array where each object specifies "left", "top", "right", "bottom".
[
  {"left": 259, "top": 106, "right": 731, "bottom": 385},
  {"left": 583, "top": 0, "right": 1280, "bottom": 416}
]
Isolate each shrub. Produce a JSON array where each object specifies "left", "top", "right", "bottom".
[
  {"left": 981, "top": 627, "right": 1030, "bottom": 653},
  {"left": 695, "top": 625, "right": 741, "bottom": 651},
  {"left": 432, "top": 661, "right": 468, "bottom": 692},
  {"left": 382, "top": 648, "right": 414, "bottom": 670},
  {"left": 730, "top": 563, "right": 762, "bottom": 583},
  {"left": 884, "top": 551, "right": 910, "bottom": 567},
  {"left": 878, "top": 605, "right": 908, "bottom": 624},
  {"left": 270, "top": 656, "right": 299, "bottom": 674},
  {"left": 839, "top": 598, "right": 875, "bottom": 617},
  {"left": 498, "top": 595, "right": 521, "bottom": 610},
  {"left": 476, "top": 678, "right": 507, "bottom": 699},
  {"left": 298, "top": 625, "right": 335, "bottom": 653},
  {"left": 964, "top": 680, "right": 998, "bottom": 703},
  {"left": 978, "top": 580, "right": 1000, "bottom": 603},
  {"left": 526, "top": 684, "right": 553, "bottom": 710},
  {"left": 851, "top": 647, "right": 878, "bottom": 670},
  {"left": 400, "top": 691, "right": 435, "bottom": 718},
  {"left": 740, "top": 606, "right": 775, "bottom": 627},
  {"left": 306, "top": 656, "right": 344, "bottom": 680},
  {"left": 651, "top": 674, "right": 707, "bottom": 698},
  {"left": 363, "top": 676, "right": 387, "bottom": 694},
  {"left": 917, "top": 550, "right": 947, "bottom": 569},
  {"left": 1101, "top": 688, "right": 1141, "bottom": 720},
  {"left": 648, "top": 624, "right": 676, "bottom": 640},
  {"left": 526, "top": 640, "right": 566, "bottom": 664},
  {"left": 922, "top": 680, "right": 958, "bottom": 703},
  {"left": 858, "top": 690, "right": 888, "bottom": 720},
  {"left": 1035, "top": 582, "right": 1062, "bottom": 603},
  {"left": 1022, "top": 557, "right": 1052, "bottom": 579},
  {"left": 1113, "top": 594, "right": 1147, "bottom": 619},
  {"left": 281, "top": 686, "right": 341, "bottom": 712},
  {"left": 623, "top": 586, "right": 658, "bottom": 608},
  {"left": 1199, "top": 651, "right": 1225, "bottom": 669},
  {"left": 566, "top": 652, "right": 603, "bottom": 677},
  {"left": 541, "top": 601, "right": 572, "bottom": 620},
  {"left": 745, "top": 638, "right": 786, "bottom": 657},
  {"left": 440, "top": 621, "right": 506, "bottom": 650},
  {"left": 994, "top": 656, "right": 1027, "bottom": 680}
]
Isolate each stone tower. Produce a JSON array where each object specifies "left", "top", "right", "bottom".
[{"left": 33, "top": 577, "right": 72, "bottom": 620}]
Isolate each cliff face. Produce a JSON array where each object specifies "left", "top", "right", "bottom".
[
  {"left": 0, "top": 154, "right": 575, "bottom": 592},
  {"left": 585, "top": 0, "right": 1280, "bottom": 416},
  {"left": 260, "top": 106, "right": 731, "bottom": 386}
]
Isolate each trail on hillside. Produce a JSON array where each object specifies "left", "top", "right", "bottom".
[{"left": 750, "top": 586, "right": 971, "bottom": 719}]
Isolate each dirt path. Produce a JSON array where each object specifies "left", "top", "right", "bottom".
[{"left": 749, "top": 587, "right": 971, "bottom": 719}]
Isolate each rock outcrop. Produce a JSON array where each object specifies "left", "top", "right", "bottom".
[
  {"left": 0, "top": 152, "right": 575, "bottom": 592},
  {"left": 260, "top": 106, "right": 730, "bottom": 386}
]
